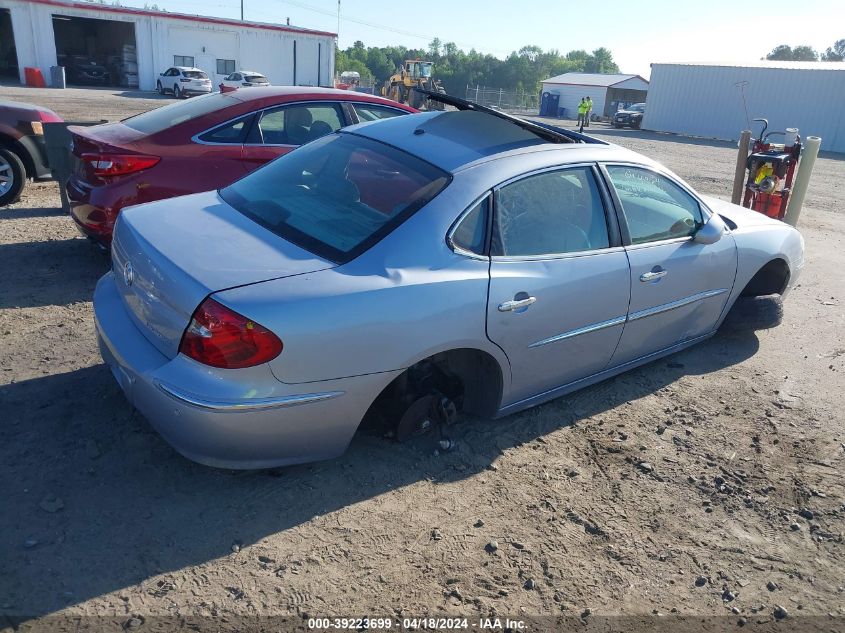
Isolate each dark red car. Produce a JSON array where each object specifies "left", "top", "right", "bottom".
[{"left": 67, "top": 87, "right": 416, "bottom": 245}]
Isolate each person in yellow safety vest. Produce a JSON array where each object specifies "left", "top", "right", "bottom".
[
  {"left": 584, "top": 96, "right": 593, "bottom": 127},
  {"left": 577, "top": 98, "right": 588, "bottom": 128}
]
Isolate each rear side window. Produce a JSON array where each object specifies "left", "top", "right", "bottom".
[
  {"left": 492, "top": 167, "right": 610, "bottom": 256},
  {"left": 450, "top": 198, "right": 489, "bottom": 255},
  {"left": 353, "top": 104, "right": 406, "bottom": 122},
  {"left": 220, "top": 133, "right": 450, "bottom": 263},
  {"left": 255, "top": 104, "right": 344, "bottom": 146},
  {"left": 122, "top": 93, "right": 239, "bottom": 134},
  {"left": 198, "top": 115, "right": 253, "bottom": 144}
]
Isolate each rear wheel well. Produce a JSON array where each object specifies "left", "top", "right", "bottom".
[
  {"left": 0, "top": 134, "right": 35, "bottom": 179},
  {"left": 741, "top": 258, "right": 790, "bottom": 297},
  {"left": 364, "top": 349, "right": 504, "bottom": 431}
]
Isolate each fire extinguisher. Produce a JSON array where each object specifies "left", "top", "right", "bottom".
[{"left": 741, "top": 118, "right": 801, "bottom": 220}]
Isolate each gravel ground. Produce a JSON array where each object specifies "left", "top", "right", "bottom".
[{"left": 1, "top": 86, "right": 844, "bottom": 629}]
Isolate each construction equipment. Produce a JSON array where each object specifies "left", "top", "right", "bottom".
[
  {"left": 381, "top": 60, "right": 446, "bottom": 110},
  {"left": 740, "top": 118, "right": 801, "bottom": 221}
]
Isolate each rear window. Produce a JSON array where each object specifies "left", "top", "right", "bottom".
[
  {"left": 244, "top": 74, "right": 268, "bottom": 83},
  {"left": 122, "top": 93, "right": 238, "bottom": 134},
  {"left": 220, "top": 133, "right": 450, "bottom": 263},
  {"left": 183, "top": 70, "right": 208, "bottom": 79}
]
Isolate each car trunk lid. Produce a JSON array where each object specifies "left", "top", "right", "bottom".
[
  {"left": 69, "top": 122, "right": 147, "bottom": 183},
  {"left": 111, "top": 190, "right": 336, "bottom": 358}
]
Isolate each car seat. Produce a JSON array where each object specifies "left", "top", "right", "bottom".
[
  {"left": 284, "top": 108, "right": 313, "bottom": 145},
  {"left": 307, "top": 120, "right": 334, "bottom": 142}
]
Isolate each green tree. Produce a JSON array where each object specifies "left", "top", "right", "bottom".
[
  {"left": 821, "top": 39, "right": 845, "bottom": 61},
  {"left": 766, "top": 44, "right": 818, "bottom": 61}
]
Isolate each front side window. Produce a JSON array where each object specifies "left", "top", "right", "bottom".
[
  {"left": 173, "top": 56, "right": 193, "bottom": 67},
  {"left": 605, "top": 165, "right": 703, "bottom": 244},
  {"left": 217, "top": 59, "right": 236, "bottom": 75},
  {"left": 353, "top": 104, "right": 405, "bottom": 122},
  {"left": 220, "top": 133, "right": 449, "bottom": 263},
  {"left": 492, "top": 167, "right": 610, "bottom": 257},
  {"left": 255, "top": 104, "right": 344, "bottom": 146}
]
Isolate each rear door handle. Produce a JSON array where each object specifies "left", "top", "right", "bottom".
[
  {"left": 640, "top": 269, "right": 667, "bottom": 282},
  {"left": 498, "top": 296, "right": 537, "bottom": 312}
]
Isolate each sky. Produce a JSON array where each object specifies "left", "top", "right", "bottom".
[{"left": 114, "top": 0, "right": 842, "bottom": 78}]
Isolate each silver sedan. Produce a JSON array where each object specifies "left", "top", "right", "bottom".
[{"left": 93, "top": 106, "right": 804, "bottom": 469}]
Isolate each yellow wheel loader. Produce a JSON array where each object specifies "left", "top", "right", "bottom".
[{"left": 381, "top": 60, "right": 446, "bottom": 110}]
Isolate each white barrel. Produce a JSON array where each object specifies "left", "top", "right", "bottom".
[{"left": 783, "top": 136, "right": 821, "bottom": 227}]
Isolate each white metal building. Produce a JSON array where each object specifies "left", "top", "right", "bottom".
[
  {"left": 0, "top": 0, "right": 336, "bottom": 90},
  {"left": 643, "top": 62, "right": 845, "bottom": 153},
  {"left": 540, "top": 72, "right": 649, "bottom": 118}
]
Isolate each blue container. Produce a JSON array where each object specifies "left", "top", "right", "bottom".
[{"left": 539, "top": 92, "right": 560, "bottom": 117}]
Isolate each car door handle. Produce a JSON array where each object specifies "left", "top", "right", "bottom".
[
  {"left": 498, "top": 296, "right": 537, "bottom": 312},
  {"left": 640, "top": 270, "right": 668, "bottom": 282}
]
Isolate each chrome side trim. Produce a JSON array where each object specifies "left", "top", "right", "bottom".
[
  {"left": 628, "top": 288, "right": 728, "bottom": 322},
  {"left": 500, "top": 330, "right": 716, "bottom": 416},
  {"left": 156, "top": 382, "right": 344, "bottom": 411},
  {"left": 528, "top": 315, "right": 626, "bottom": 348}
]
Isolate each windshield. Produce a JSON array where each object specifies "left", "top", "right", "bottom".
[
  {"left": 122, "top": 93, "right": 237, "bottom": 134},
  {"left": 630, "top": 104, "right": 645, "bottom": 112},
  {"left": 183, "top": 70, "right": 208, "bottom": 79},
  {"left": 220, "top": 133, "right": 450, "bottom": 263},
  {"left": 419, "top": 63, "right": 433, "bottom": 78}
]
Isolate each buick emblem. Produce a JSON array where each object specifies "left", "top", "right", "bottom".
[{"left": 123, "top": 261, "right": 135, "bottom": 287}]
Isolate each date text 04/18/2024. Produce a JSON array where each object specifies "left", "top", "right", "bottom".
[{"left": 307, "top": 617, "right": 527, "bottom": 630}]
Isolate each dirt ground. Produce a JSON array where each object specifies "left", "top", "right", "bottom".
[{"left": 1, "top": 86, "right": 844, "bottom": 630}]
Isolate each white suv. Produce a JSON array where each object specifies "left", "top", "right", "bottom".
[
  {"left": 156, "top": 67, "right": 212, "bottom": 98},
  {"left": 220, "top": 70, "right": 270, "bottom": 90}
]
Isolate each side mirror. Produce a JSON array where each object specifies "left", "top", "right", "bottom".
[{"left": 694, "top": 213, "right": 725, "bottom": 245}]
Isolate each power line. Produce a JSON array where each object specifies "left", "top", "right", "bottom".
[{"left": 259, "top": 0, "right": 513, "bottom": 55}]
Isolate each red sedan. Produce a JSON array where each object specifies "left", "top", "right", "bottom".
[{"left": 67, "top": 87, "right": 416, "bottom": 245}]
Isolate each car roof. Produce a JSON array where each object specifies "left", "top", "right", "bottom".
[
  {"left": 174, "top": 66, "right": 203, "bottom": 72},
  {"left": 344, "top": 110, "right": 639, "bottom": 173},
  {"left": 238, "top": 70, "right": 265, "bottom": 75},
  {"left": 224, "top": 86, "right": 416, "bottom": 109}
]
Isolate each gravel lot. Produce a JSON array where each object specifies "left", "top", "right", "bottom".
[{"left": 1, "top": 86, "right": 844, "bottom": 629}]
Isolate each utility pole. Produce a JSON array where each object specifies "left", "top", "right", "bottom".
[
  {"left": 337, "top": 0, "right": 340, "bottom": 40},
  {"left": 240, "top": 0, "right": 244, "bottom": 20}
]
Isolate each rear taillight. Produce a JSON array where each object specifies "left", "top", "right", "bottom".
[
  {"left": 37, "top": 110, "right": 63, "bottom": 123},
  {"left": 82, "top": 153, "right": 160, "bottom": 177},
  {"left": 179, "top": 298, "right": 283, "bottom": 369}
]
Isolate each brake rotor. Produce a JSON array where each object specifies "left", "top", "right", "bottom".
[{"left": 395, "top": 395, "right": 435, "bottom": 442}]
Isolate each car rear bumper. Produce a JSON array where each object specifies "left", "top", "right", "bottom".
[
  {"left": 94, "top": 272, "right": 398, "bottom": 469},
  {"left": 66, "top": 178, "right": 114, "bottom": 245},
  {"left": 183, "top": 86, "right": 212, "bottom": 95}
]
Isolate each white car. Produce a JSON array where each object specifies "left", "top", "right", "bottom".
[
  {"left": 220, "top": 70, "right": 270, "bottom": 90},
  {"left": 156, "top": 67, "right": 212, "bottom": 98}
]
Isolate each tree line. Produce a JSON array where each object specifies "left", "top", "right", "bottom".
[
  {"left": 765, "top": 40, "right": 844, "bottom": 61},
  {"left": 336, "top": 40, "right": 620, "bottom": 95}
]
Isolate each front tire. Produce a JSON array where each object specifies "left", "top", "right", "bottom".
[
  {"left": 0, "top": 147, "right": 26, "bottom": 206},
  {"left": 156, "top": 80, "right": 164, "bottom": 95},
  {"left": 723, "top": 294, "right": 784, "bottom": 330}
]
